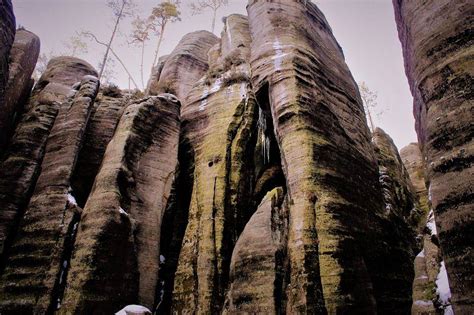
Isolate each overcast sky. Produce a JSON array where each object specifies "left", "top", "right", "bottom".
[{"left": 13, "top": 0, "right": 416, "bottom": 150}]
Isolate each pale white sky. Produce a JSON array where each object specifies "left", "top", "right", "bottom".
[{"left": 13, "top": 0, "right": 416, "bottom": 149}]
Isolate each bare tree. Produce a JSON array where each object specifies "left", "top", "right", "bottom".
[
  {"left": 190, "top": 0, "right": 228, "bottom": 33},
  {"left": 98, "top": 56, "right": 117, "bottom": 85},
  {"left": 98, "top": 0, "right": 135, "bottom": 80},
  {"left": 149, "top": 0, "right": 181, "bottom": 71},
  {"left": 82, "top": 31, "right": 139, "bottom": 89},
  {"left": 63, "top": 34, "right": 88, "bottom": 57},
  {"left": 359, "top": 81, "right": 378, "bottom": 133},
  {"left": 130, "top": 16, "right": 154, "bottom": 89}
]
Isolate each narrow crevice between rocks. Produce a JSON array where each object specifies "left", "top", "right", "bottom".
[
  {"left": 47, "top": 208, "right": 81, "bottom": 314},
  {"left": 154, "top": 136, "right": 194, "bottom": 314}
]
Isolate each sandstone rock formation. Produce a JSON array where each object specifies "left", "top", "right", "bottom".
[
  {"left": 60, "top": 95, "right": 180, "bottom": 314},
  {"left": 147, "top": 31, "right": 219, "bottom": 100},
  {"left": 0, "top": 57, "right": 97, "bottom": 266},
  {"left": 0, "top": 74, "right": 99, "bottom": 313},
  {"left": 0, "top": 0, "right": 16, "bottom": 150},
  {"left": 394, "top": 0, "right": 474, "bottom": 313},
  {"left": 1, "top": 29, "right": 40, "bottom": 151}
]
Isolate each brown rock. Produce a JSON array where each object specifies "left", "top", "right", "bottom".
[
  {"left": 0, "top": 57, "right": 97, "bottom": 264},
  {"left": 60, "top": 94, "right": 180, "bottom": 313},
  {"left": 0, "top": 74, "right": 99, "bottom": 313},
  {"left": 70, "top": 90, "right": 129, "bottom": 206},
  {"left": 393, "top": 0, "right": 474, "bottom": 312},
  {"left": 1, "top": 29, "right": 40, "bottom": 151},
  {"left": 148, "top": 31, "right": 219, "bottom": 100},
  {"left": 170, "top": 15, "right": 257, "bottom": 315},
  {"left": 223, "top": 187, "right": 288, "bottom": 314},
  {"left": 247, "top": 1, "right": 394, "bottom": 313},
  {"left": 0, "top": 0, "right": 16, "bottom": 148}
]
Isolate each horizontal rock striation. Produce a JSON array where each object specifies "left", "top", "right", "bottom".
[
  {"left": 60, "top": 94, "right": 180, "bottom": 314},
  {"left": 0, "top": 57, "right": 97, "bottom": 266},
  {"left": 393, "top": 0, "right": 474, "bottom": 313},
  {"left": 0, "top": 74, "right": 99, "bottom": 313},
  {"left": 1, "top": 29, "right": 40, "bottom": 151},
  {"left": 148, "top": 31, "right": 219, "bottom": 100},
  {"left": 171, "top": 15, "right": 257, "bottom": 314},
  {"left": 0, "top": 0, "right": 16, "bottom": 151}
]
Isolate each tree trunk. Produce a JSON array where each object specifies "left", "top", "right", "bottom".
[
  {"left": 211, "top": 8, "right": 217, "bottom": 33},
  {"left": 140, "top": 41, "right": 145, "bottom": 89},
  {"left": 151, "top": 23, "right": 166, "bottom": 71},
  {"left": 99, "top": 0, "right": 126, "bottom": 80}
]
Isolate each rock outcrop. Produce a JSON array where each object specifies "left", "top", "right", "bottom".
[
  {"left": 393, "top": 0, "right": 474, "bottom": 313},
  {"left": 1, "top": 29, "right": 40, "bottom": 151},
  {"left": 0, "top": 0, "right": 16, "bottom": 149},
  {"left": 0, "top": 57, "right": 97, "bottom": 266},
  {"left": 60, "top": 95, "right": 180, "bottom": 314},
  {"left": 0, "top": 74, "right": 99, "bottom": 313},
  {"left": 147, "top": 31, "right": 219, "bottom": 100}
]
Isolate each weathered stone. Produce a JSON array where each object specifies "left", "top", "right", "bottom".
[
  {"left": 1, "top": 29, "right": 40, "bottom": 151},
  {"left": 223, "top": 187, "right": 288, "bottom": 314},
  {"left": 60, "top": 94, "right": 180, "bottom": 313},
  {"left": 393, "top": 0, "right": 474, "bottom": 312},
  {"left": 0, "top": 74, "right": 99, "bottom": 313},
  {"left": 171, "top": 16, "right": 257, "bottom": 314},
  {"left": 148, "top": 31, "right": 219, "bottom": 100},
  {"left": 401, "top": 143, "right": 430, "bottom": 229},
  {"left": 0, "top": 57, "right": 97, "bottom": 265},
  {"left": 248, "top": 1, "right": 398, "bottom": 313},
  {"left": 70, "top": 90, "right": 129, "bottom": 206},
  {"left": 0, "top": 0, "right": 16, "bottom": 150}
]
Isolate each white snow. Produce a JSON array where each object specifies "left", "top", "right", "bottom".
[
  {"left": 436, "top": 261, "right": 452, "bottom": 307},
  {"left": 160, "top": 254, "right": 166, "bottom": 263},
  {"left": 119, "top": 207, "right": 129, "bottom": 216},
  {"left": 67, "top": 193, "right": 77, "bottom": 206},
  {"left": 428, "top": 184, "right": 432, "bottom": 202},
  {"left": 240, "top": 82, "right": 246, "bottom": 98},
  {"left": 210, "top": 77, "right": 223, "bottom": 94},
  {"left": 199, "top": 86, "right": 210, "bottom": 111},
  {"left": 416, "top": 249, "right": 425, "bottom": 258},
  {"left": 272, "top": 39, "right": 291, "bottom": 71},
  {"left": 426, "top": 210, "right": 437, "bottom": 235},
  {"left": 414, "top": 300, "right": 433, "bottom": 307},
  {"left": 115, "top": 304, "right": 151, "bottom": 315}
]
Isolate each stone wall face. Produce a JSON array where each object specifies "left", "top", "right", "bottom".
[{"left": 393, "top": 1, "right": 474, "bottom": 313}]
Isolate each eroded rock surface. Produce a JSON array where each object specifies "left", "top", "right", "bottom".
[
  {"left": 148, "top": 31, "right": 219, "bottom": 100},
  {"left": 0, "top": 57, "right": 97, "bottom": 266},
  {"left": 0, "top": 74, "right": 99, "bottom": 313},
  {"left": 60, "top": 95, "right": 180, "bottom": 313},
  {"left": 1, "top": 29, "right": 40, "bottom": 151},
  {"left": 394, "top": 0, "right": 474, "bottom": 312},
  {"left": 0, "top": 0, "right": 16, "bottom": 148}
]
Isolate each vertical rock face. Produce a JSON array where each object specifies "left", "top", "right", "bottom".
[
  {"left": 171, "top": 16, "right": 257, "bottom": 314},
  {"left": 393, "top": 1, "right": 474, "bottom": 313},
  {"left": 0, "top": 57, "right": 97, "bottom": 265},
  {"left": 148, "top": 31, "right": 219, "bottom": 100},
  {"left": 0, "top": 74, "right": 99, "bottom": 313},
  {"left": 401, "top": 143, "right": 430, "bottom": 223},
  {"left": 0, "top": 0, "right": 16, "bottom": 146},
  {"left": 372, "top": 128, "right": 420, "bottom": 313},
  {"left": 1, "top": 29, "right": 40, "bottom": 151},
  {"left": 223, "top": 187, "right": 288, "bottom": 314},
  {"left": 70, "top": 89, "right": 129, "bottom": 206},
  {"left": 60, "top": 95, "right": 180, "bottom": 314},
  {"left": 248, "top": 1, "right": 393, "bottom": 313}
]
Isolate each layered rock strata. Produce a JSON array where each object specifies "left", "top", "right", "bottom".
[
  {"left": 148, "top": 31, "right": 219, "bottom": 100},
  {"left": 60, "top": 94, "right": 180, "bottom": 314},
  {"left": 0, "top": 0, "right": 16, "bottom": 149},
  {"left": 171, "top": 15, "right": 258, "bottom": 314},
  {"left": 1, "top": 29, "right": 40, "bottom": 151},
  {"left": 0, "top": 74, "right": 99, "bottom": 313},
  {"left": 0, "top": 57, "right": 97, "bottom": 265},
  {"left": 393, "top": 0, "right": 474, "bottom": 312}
]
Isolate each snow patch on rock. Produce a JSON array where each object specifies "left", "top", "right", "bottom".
[{"left": 115, "top": 304, "right": 151, "bottom": 315}]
